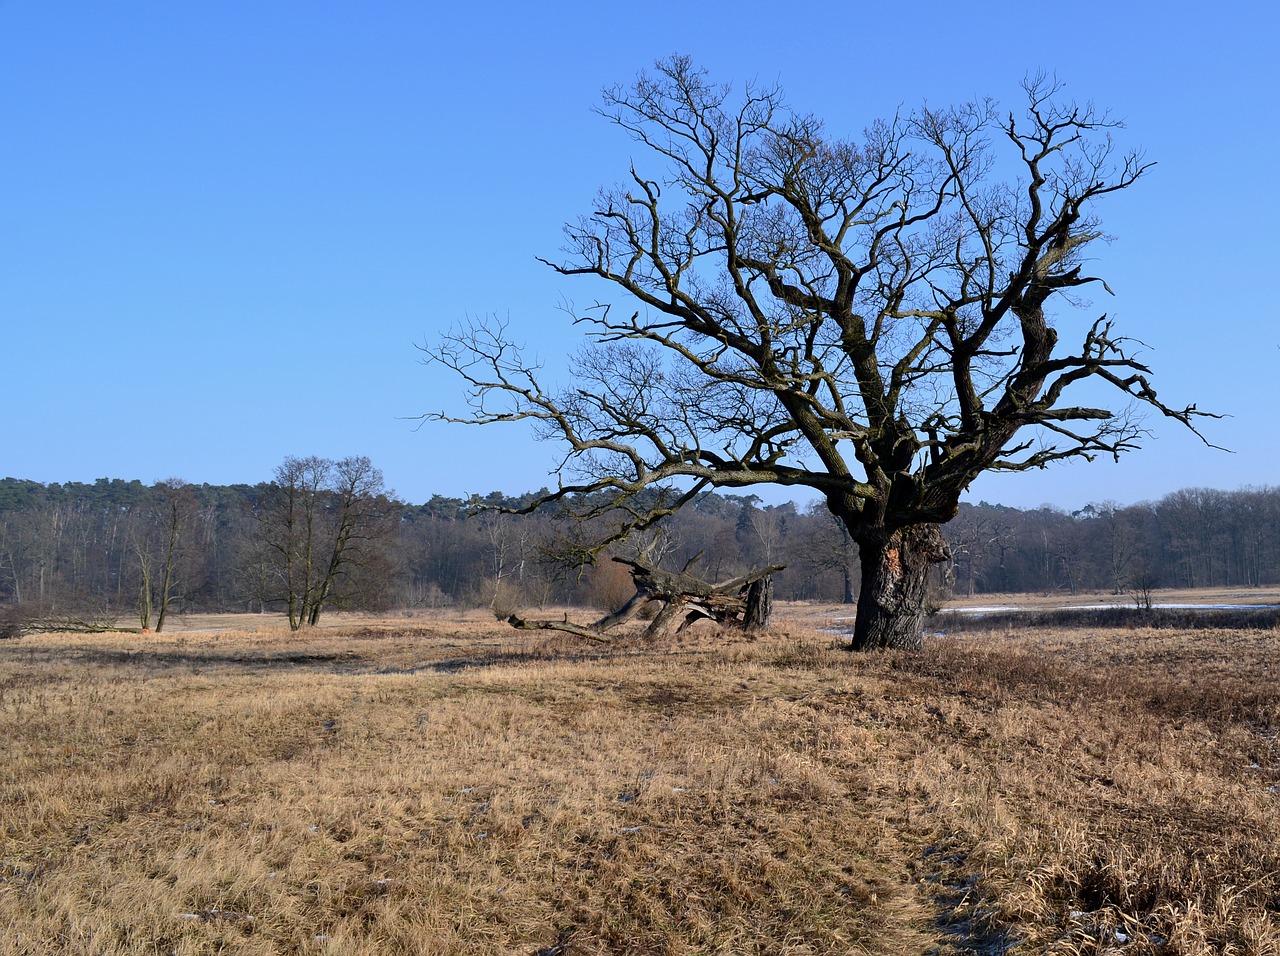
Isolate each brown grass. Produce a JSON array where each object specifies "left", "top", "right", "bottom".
[{"left": 2, "top": 607, "right": 1278, "bottom": 954}]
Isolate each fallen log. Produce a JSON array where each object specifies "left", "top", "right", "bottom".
[
  {"left": 506, "top": 555, "right": 784, "bottom": 642},
  {"left": 505, "top": 613, "right": 612, "bottom": 643}
]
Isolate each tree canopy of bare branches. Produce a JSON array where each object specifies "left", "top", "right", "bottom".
[
  {"left": 257, "top": 456, "right": 399, "bottom": 630},
  {"left": 425, "top": 57, "right": 1215, "bottom": 650}
]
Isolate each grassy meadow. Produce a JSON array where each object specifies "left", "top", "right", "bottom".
[{"left": 1, "top": 603, "right": 1278, "bottom": 954}]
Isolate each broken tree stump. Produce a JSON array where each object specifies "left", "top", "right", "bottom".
[
  {"left": 507, "top": 555, "right": 784, "bottom": 642},
  {"left": 742, "top": 576, "right": 774, "bottom": 630}
]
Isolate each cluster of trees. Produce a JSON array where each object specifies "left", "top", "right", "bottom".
[
  {"left": 0, "top": 458, "right": 404, "bottom": 632},
  {"left": 0, "top": 470, "right": 857, "bottom": 629},
  {"left": 949, "top": 488, "right": 1280, "bottom": 597},
  {"left": 2, "top": 467, "right": 1277, "bottom": 633}
]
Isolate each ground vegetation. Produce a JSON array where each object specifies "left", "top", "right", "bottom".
[{"left": 1, "top": 608, "right": 1276, "bottom": 952}]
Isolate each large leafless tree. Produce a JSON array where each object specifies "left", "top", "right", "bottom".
[{"left": 428, "top": 58, "right": 1214, "bottom": 650}]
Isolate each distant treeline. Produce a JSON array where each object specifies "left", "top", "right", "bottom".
[
  {"left": 946, "top": 487, "right": 1280, "bottom": 597},
  {"left": 1, "top": 476, "right": 1277, "bottom": 624}
]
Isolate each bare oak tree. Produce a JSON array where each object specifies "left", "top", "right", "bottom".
[{"left": 427, "top": 58, "right": 1215, "bottom": 650}]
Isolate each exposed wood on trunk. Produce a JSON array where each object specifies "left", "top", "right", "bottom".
[{"left": 850, "top": 524, "right": 951, "bottom": 651}]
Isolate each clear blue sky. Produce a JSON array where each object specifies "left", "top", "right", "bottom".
[{"left": 2, "top": 0, "right": 1275, "bottom": 511}]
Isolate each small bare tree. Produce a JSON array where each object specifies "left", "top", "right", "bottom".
[
  {"left": 426, "top": 58, "right": 1216, "bottom": 650},
  {"left": 258, "top": 456, "right": 398, "bottom": 630},
  {"left": 132, "top": 478, "right": 195, "bottom": 632}
]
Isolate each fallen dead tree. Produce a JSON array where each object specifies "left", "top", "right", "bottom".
[
  {"left": 508, "top": 554, "right": 784, "bottom": 642},
  {"left": 1, "top": 606, "right": 139, "bottom": 638}
]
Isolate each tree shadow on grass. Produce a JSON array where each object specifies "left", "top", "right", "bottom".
[{"left": 0, "top": 641, "right": 612, "bottom": 680}]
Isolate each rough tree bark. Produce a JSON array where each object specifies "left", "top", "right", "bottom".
[
  {"left": 851, "top": 526, "right": 951, "bottom": 651},
  {"left": 742, "top": 577, "right": 773, "bottom": 631}
]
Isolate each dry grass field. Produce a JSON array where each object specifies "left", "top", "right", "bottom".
[{"left": 2, "top": 604, "right": 1278, "bottom": 954}]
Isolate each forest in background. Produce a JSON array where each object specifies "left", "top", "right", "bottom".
[{"left": 1, "top": 474, "right": 1278, "bottom": 629}]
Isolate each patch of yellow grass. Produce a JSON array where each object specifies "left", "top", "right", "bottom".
[{"left": 2, "top": 610, "right": 1278, "bottom": 954}]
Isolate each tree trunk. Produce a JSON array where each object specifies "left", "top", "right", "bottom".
[
  {"left": 137, "top": 556, "right": 153, "bottom": 631},
  {"left": 850, "top": 524, "right": 950, "bottom": 651},
  {"left": 743, "top": 577, "right": 773, "bottom": 629},
  {"left": 155, "top": 506, "right": 181, "bottom": 634}
]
